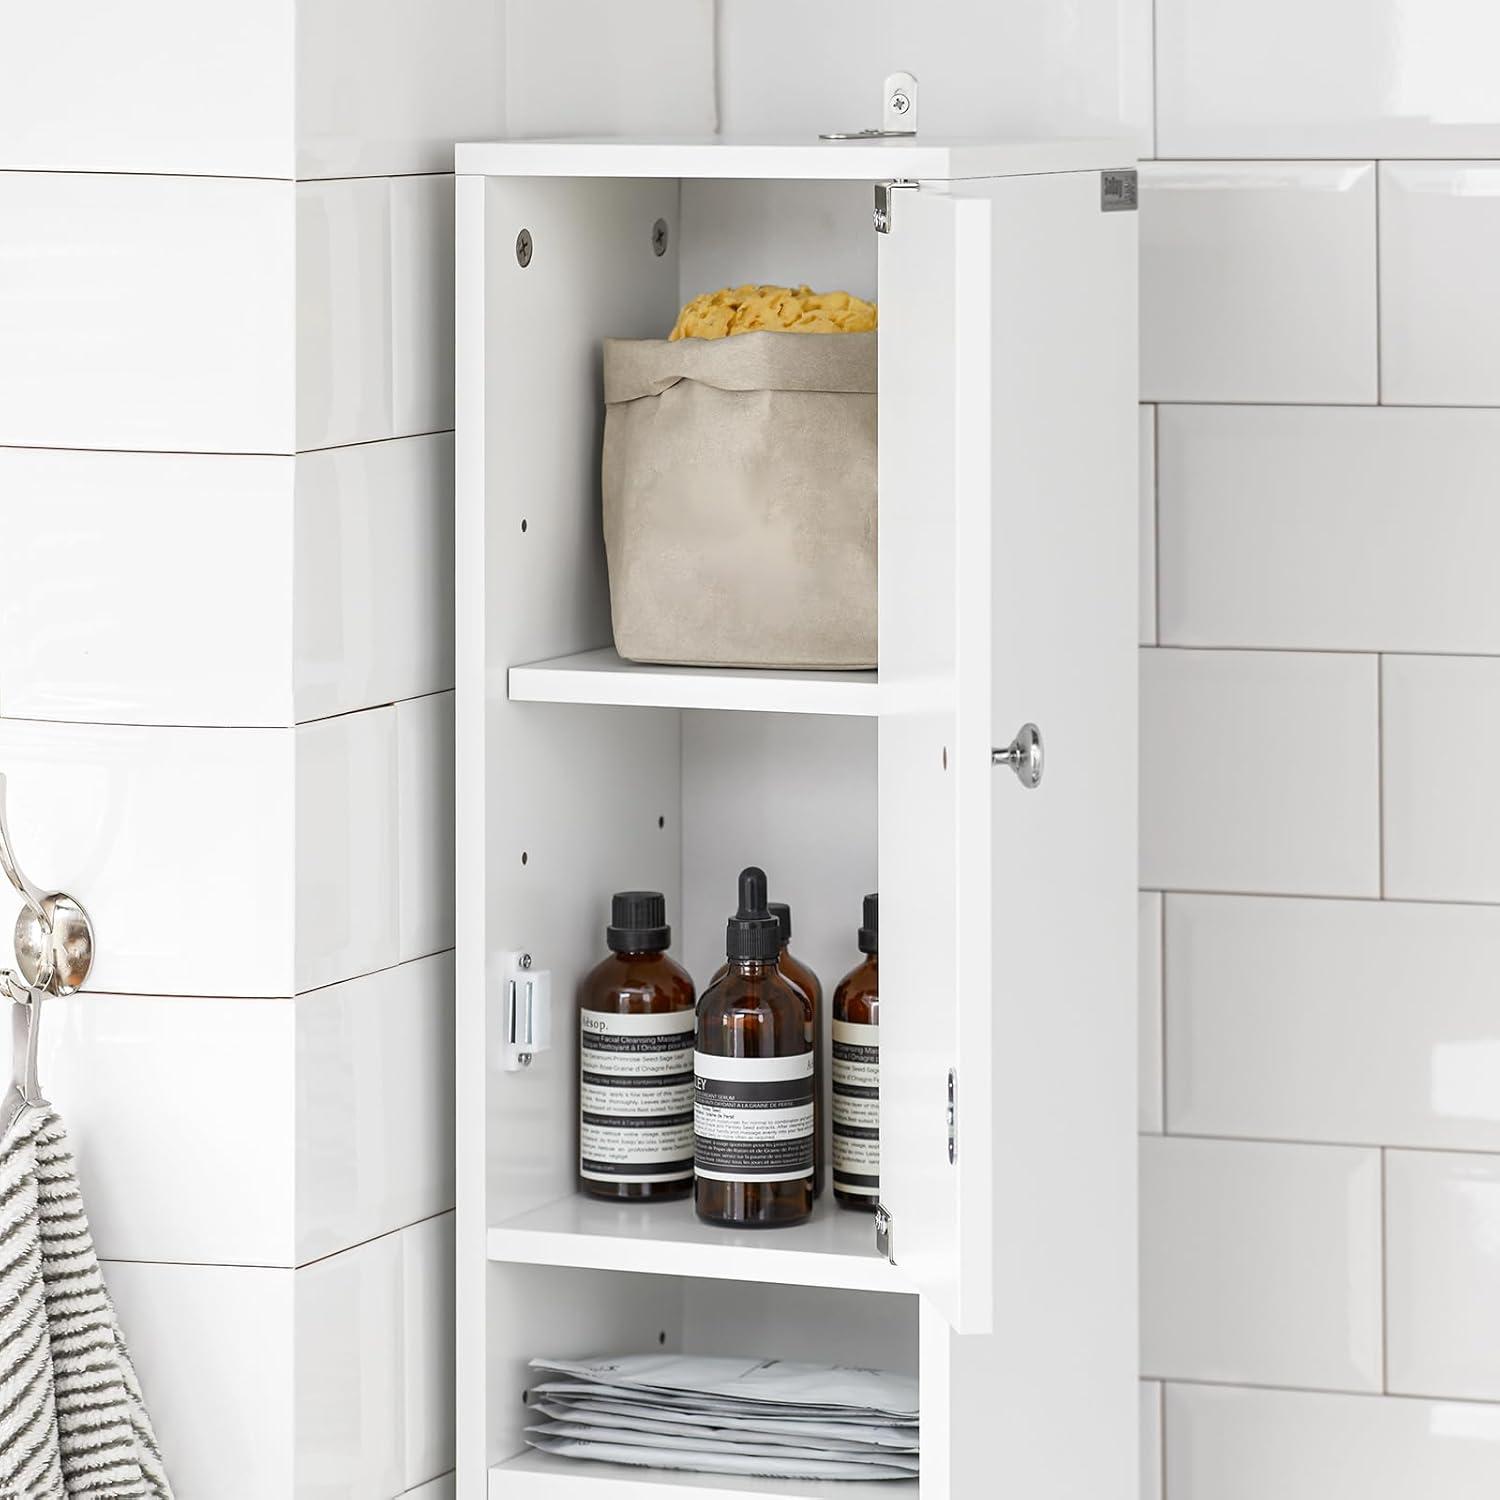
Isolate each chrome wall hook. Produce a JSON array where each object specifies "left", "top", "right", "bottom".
[{"left": 0, "top": 772, "right": 96, "bottom": 996}]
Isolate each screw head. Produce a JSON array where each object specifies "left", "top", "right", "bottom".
[
  {"left": 515, "top": 228, "right": 533, "bottom": 268},
  {"left": 652, "top": 218, "right": 669, "bottom": 257},
  {"left": 889, "top": 89, "right": 911, "bottom": 115},
  {"left": 519, "top": 953, "right": 532, "bottom": 970}
]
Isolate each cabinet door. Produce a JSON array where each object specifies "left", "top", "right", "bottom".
[{"left": 878, "top": 173, "right": 1138, "bottom": 1351}]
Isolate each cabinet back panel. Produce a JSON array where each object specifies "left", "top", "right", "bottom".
[{"left": 678, "top": 180, "right": 875, "bottom": 304}]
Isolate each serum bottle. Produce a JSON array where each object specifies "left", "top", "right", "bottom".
[
  {"left": 577, "top": 892, "right": 697, "bottom": 1201},
  {"left": 832, "top": 894, "right": 880, "bottom": 1210},
  {"left": 768, "top": 902, "right": 824, "bottom": 1198},
  {"left": 694, "top": 868, "right": 815, "bottom": 1228}
]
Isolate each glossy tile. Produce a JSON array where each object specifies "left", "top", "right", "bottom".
[
  {"left": 392, "top": 175, "right": 457, "bottom": 436},
  {"left": 295, "top": 707, "right": 399, "bottom": 992},
  {"left": 1381, "top": 163, "right": 1500, "bottom": 406},
  {"left": 296, "top": 177, "right": 393, "bottom": 452},
  {"left": 296, "top": 0, "right": 503, "bottom": 177},
  {"left": 294, "top": 435, "right": 455, "bottom": 723},
  {"left": 295, "top": 1228, "right": 406, "bottom": 1498},
  {"left": 708, "top": 0, "right": 1154, "bottom": 156},
  {"left": 296, "top": 955, "right": 455, "bottom": 1265},
  {"left": 397, "top": 693, "right": 457, "bottom": 961},
  {"left": 1140, "top": 164, "right": 1377, "bottom": 404},
  {"left": 0, "top": 173, "right": 294, "bottom": 452},
  {"left": 1383, "top": 656, "right": 1500, "bottom": 903},
  {"left": 1141, "top": 1382, "right": 1162, "bottom": 1500},
  {"left": 1158, "top": 405, "right": 1500, "bottom": 654},
  {"left": 1388, "top": 1151, "right": 1500, "bottom": 1401},
  {"left": 0, "top": 721, "right": 293, "bottom": 996},
  {"left": 42, "top": 993, "right": 296, "bottom": 1265},
  {"left": 105, "top": 1261, "right": 295, "bottom": 1499},
  {"left": 1139, "top": 406, "right": 1156, "bottom": 646},
  {"left": 0, "top": 1, "right": 293, "bottom": 175},
  {"left": 0, "top": 448, "right": 293, "bottom": 725},
  {"left": 508, "top": 0, "right": 718, "bottom": 136},
  {"left": 1138, "top": 893, "right": 1163, "bottom": 1133},
  {"left": 1142, "top": 1137, "right": 1383, "bottom": 1391},
  {"left": 403, "top": 1213, "right": 457, "bottom": 1488},
  {"left": 403, "top": 1478, "right": 455, "bottom": 1500},
  {"left": 1140, "top": 649, "right": 1380, "bottom": 896},
  {"left": 1156, "top": 0, "right": 1500, "bottom": 157},
  {"left": 1166, "top": 1381, "right": 1500, "bottom": 1500},
  {"left": 1166, "top": 895, "right": 1500, "bottom": 1152}
]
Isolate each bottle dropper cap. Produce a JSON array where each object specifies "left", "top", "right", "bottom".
[
  {"left": 607, "top": 891, "right": 671, "bottom": 953},
  {"left": 858, "top": 893, "right": 878, "bottom": 954},
  {"left": 768, "top": 901, "right": 792, "bottom": 945},
  {"left": 725, "top": 867, "right": 782, "bottom": 962}
]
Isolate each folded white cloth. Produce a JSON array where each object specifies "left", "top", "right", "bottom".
[{"left": 0, "top": 1105, "right": 174, "bottom": 1499}]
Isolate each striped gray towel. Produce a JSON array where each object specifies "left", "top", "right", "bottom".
[{"left": 0, "top": 1105, "right": 173, "bottom": 1499}]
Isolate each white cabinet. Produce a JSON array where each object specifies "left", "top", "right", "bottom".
[{"left": 457, "top": 136, "right": 1138, "bottom": 1500}]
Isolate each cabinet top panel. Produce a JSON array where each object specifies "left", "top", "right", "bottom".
[{"left": 455, "top": 134, "right": 1134, "bottom": 181}]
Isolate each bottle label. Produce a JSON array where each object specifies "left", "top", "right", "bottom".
[
  {"left": 580, "top": 1010, "right": 696, "bottom": 1184},
  {"left": 693, "top": 1050, "right": 814, "bottom": 1182},
  {"left": 832, "top": 1020, "right": 880, "bottom": 1196}
]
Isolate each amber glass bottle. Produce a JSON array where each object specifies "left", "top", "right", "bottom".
[
  {"left": 831, "top": 893, "right": 880, "bottom": 1211},
  {"left": 695, "top": 868, "right": 814, "bottom": 1228},
  {"left": 577, "top": 891, "right": 697, "bottom": 1201},
  {"left": 768, "top": 902, "right": 825, "bottom": 1199}
]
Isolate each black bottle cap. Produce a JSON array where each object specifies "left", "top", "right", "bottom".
[
  {"left": 858, "top": 893, "right": 878, "bottom": 954},
  {"left": 725, "top": 867, "right": 782, "bottom": 962},
  {"left": 607, "top": 891, "right": 671, "bottom": 953},
  {"left": 768, "top": 901, "right": 792, "bottom": 945}
]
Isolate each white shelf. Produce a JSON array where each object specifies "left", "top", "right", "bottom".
[
  {"left": 487, "top": 1193, "right": 908, "bottom": 1296},
  {"left": 508, "top": 649, "right": 879, "bottom": 718},
  {"left": 456, "top": 132, "right": 1130, "bottom": 182},
  {"left": 489, "top": 1450, "right": 915, "bottom": 1498}
]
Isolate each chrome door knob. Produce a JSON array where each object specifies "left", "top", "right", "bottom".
[{"left": 992, "top": 723, "right": 1044, "bottom": 789}]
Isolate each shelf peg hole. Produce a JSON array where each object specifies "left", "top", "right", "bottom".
[
  {"left": 658, "top": 815, "right": 665, "bottom": 829},
  {"left": 942, "top": 746, "right": 948, "bottom": 770},
  {"left": 520, "top": 518, "right": 528, "bottom": 533},
  {"left": 520, "top": 850, "right": 528, "bottom": 866}
]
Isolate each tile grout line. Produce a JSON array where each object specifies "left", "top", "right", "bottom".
[
  {"left": 1156, "top": 1126, "right": 1500, "bottom": 1161},
  {"left": 1158, "top": 1377, "right": 1168, "bottom": 1500},
  {"left": 1158, "top": 1372, "right": 1500, "bottom": 1407},
  {"left": 1138, "top": 885, "right": 1499, "bottom": 910}
]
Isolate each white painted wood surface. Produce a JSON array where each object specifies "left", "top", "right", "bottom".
[
  {"left": 487, "top": 1193, "right": 906, "bottom": 1294},
  {"left": 488, "top": 1450, "right": 908, "bottom": 1498},
  {"left": 456, "top": 134, "right": 1131, "bottom": 181},
  {"left": 509, "top": 649, "right": 878, "bottom": 717},
  {"left": 458, "top": 141, "right": 1138, "bottom": 1500}
]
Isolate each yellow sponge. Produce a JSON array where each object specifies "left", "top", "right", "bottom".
[{"left": 669, "top": 284, "right": 878, "bottom": 341}]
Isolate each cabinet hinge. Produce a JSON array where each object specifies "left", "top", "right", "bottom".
[
  {"left": 948, "top": 1067, "right": 957, "bottom": 1164},
  {"left": 873, "top": 180, "right": 918, "bottom": 234},
  {"left": 874, "top": 1203, "right": 895, "bottom": 1263}
]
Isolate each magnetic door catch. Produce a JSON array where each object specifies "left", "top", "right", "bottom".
[
  {"left": 502, "top": 951, "right": 552, "bottom": 1070},
  {"left": 873, "top": 180, "right": 919, "bottom": 235}
]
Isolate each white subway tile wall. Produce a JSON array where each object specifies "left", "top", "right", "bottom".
[
  {"left": 1382, "top": 654, "right": 1500, "bottom": 904},
  {"left": 1141, "top": 1136, "right": 1384, "bottom": 1391},
  {"left": 1139, "top": 163, "right": 1378, "bottom": 404},
  {"left": 0, "top": 17, "right": 462, "bottom": 1488},
  {"left": 1165, "top": 1383, "right": 1500, "bottom": 1500},
  {"left": 1138, "top": 0, "right": 1500, "bottom": 1487},
  {"left": 1139, "top": 648, "right": 1380, "bottom": 896},
  {"left": 1379, "top": 163, "right": 1500, "bottom": 406},
  {"left": 1386, "top": 1152, "right": 1500, "bottom": 1402}
]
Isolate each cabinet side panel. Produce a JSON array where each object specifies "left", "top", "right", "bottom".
[
  {"left": 458, "top": 174, "right": 687, "bottom": 1486},
  {"left": 964, "top": 170, "right": 1138, "bottom": 1499}
]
